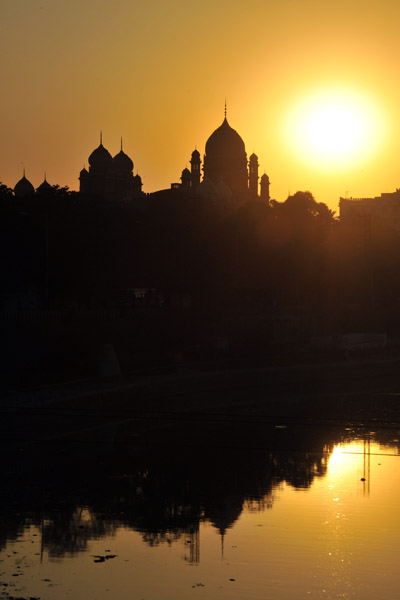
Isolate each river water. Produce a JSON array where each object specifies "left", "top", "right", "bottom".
[{"left": 1, "top": 414, "right": 400, "bottom": 599}]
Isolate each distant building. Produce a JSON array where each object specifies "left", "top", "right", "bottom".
[
  {"left": 248, "top": 153, "right": 259, "bottom": 199},
  {"left": 79, "top": 135, "right": 144, "bottom": 202},
  {"left": 13, "top": 170, "right": 53, "bottom": 199},
  {"left": 203, "top": 115, "right": 249, "bottom": 197},
  {"left": 260, "top": 173, "right": 270, "bottom": 202},
  {"left": 170, "top": 110, "right": 270, "bottom": 202},
  {"left": 340, "top": 189, "right": 400, "bottom": 231},
  {"left": 12, "top": 109, "right": 270, "bottom": 204},
  {"left": 14, "top": 170, "right": 35, "bottom": 199}
]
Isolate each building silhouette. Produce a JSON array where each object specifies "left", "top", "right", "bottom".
[
  {"left": 248, "top": 153, "right": 259, "bottom": 199},
  {"left": 14, "top": 170, "right": 35, "bottom": 199},
  {"left": 79, "top": 134, "right": 143, "bottom": 202},
  {"left": 13, "top": 170, "right": 58, "bottom": 200},
  {"left": 203, "top": 115, "right": 248, "bottom": 196},
  {"left": 36, "top": 174, "right": 53, "bottom": 195},
  {"left": 169, "top": 110, "right": 270, "bottom": 202},
  {"left": 260, "top": 173, "right": 270, "bottom": 202},
  {"left": 190, "top": 149, "right": 201, "bottom": 189},
  {"left": 11, "top": 110, "right": 270, "bottom": 204},
  {"left": 340, "top": 189, "right": 400, "bottom": 231}
]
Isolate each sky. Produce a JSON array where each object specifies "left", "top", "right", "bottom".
[{"left": 1, "top": 0, "right": 400, "bottom": 210}]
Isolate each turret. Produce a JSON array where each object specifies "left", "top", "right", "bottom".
[
  {"left": 260, "top": 173, "right": 270, "bottom": 203},
  {"left": 181, "top": 167, "right": 192, "bottom": 189},
  {"left": 190, "top": 149, "right": 201, "bottom": 189},
  {"left": 248, "top": 153, "right": 259, "bottom": 199}
]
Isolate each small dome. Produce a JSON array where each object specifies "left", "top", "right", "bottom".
[
  {"left": 113, "top": 150, "right": 134, "bottom": 173},
  {"left": 205, "top": 118, "right": 245, "bottom": 157},
  {"left": 260, "top": 173, "right": 270, "bottom": 182},
  {"left": 14, "top": 175, "right": 35, "bottom": 198},
  {"left": 191, "top": 149, "right": 200, "bottom": 159},
  {"left": 133, "top": 174, "right": 143, "bottom": 192},
  {"left": 80, "top": 167, "right": 89, "bottom": 177},
  {"left": 36, "top": 178, "right": 52, "bottom": 193},
  {"left": 249, "top": 152, "right": 258, "bottom": 161},
  {"left": 216, "top": 178, "right": 232, "bottom": 201},
  {"left": 181, "top": 167, "right": 191, "bottom": 177},
  {"left": 196, "top": 176, "right": 218, "bottom": 200},
  {"left": 88, "top": 143, "right": 113, "bottom": 168}
]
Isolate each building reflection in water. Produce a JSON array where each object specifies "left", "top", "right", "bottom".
[{"left": 1, "top": 418, "right": 398, "bottom": 564}]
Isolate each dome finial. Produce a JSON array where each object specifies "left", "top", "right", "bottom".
[
  {"left": 100, "top": 130, "right": 103, "bottom": 145},
  {"left": 121, "top": 136, "right": 123, "bottom": 151},
  {"left": 224, "top": 98, "right": 227, "bottom": 119}
]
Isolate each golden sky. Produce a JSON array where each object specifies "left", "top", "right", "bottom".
[{"left": 1, "top": 0, "right": 400, "bottom": 210}]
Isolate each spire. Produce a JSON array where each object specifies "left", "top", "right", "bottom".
[
  {"left": 100, "top": 130, "right": 103, "bottom": 145},
  {"left": 224, "top": 98, "right": 227, "bottom": 119},
  {"left": 121, "top": 137, "right": 123, "bottom": 151},
  {"left": 23, "top": 167, "right": 26, "bottom": 178},
  {"left": 44, "top": 172, "right": 47, "bottom": 182}
]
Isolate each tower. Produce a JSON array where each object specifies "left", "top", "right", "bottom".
[
  {"left": 190, "top": 149, "right": 201, "bottom": 189},
  {"left": 181, "top": 167, "right": 192, "bottom": 189},
  {"left": 248, "top": 153, "right": 259, "bottom": 199},
  {"left": 260, "top": 173, "right": 270, "bottom": 203}
]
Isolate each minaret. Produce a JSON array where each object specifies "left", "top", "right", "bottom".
[
  {"left": 181, "top": 167, "right": 192, "bottom": 188},
  {"left": 248, "top": 153, "right": 259, "bottom": 199},
  {"left": 190, "top": 149, "right": 201, "bottom": 189},
  {"left": 260, "top": 173, "right": 270, "bottom": 203}
]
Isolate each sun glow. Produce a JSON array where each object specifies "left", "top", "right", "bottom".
[{"left": 283, "top": 87, "right": 386, "bottom": 171}]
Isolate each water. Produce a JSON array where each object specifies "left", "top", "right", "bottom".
[{"left": 1, "top": 416, "right": 400, "bottom": 599}]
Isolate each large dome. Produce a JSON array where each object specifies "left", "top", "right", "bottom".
[
  {"left": 205, "top": 117, "right": 245, "bottom": 156},
  {"left": 203, "top": 117, "right": 248, "bottom": 196},
  {"left": 89, "top": 143, "right": 113, "bottom": 169},
  {"left": 113, "top": 149, "right": 133, "bottom": 173}
]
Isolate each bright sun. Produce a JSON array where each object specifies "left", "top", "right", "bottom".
[{"left": 283, "top": 87, "right": 386, "bottom": 171}]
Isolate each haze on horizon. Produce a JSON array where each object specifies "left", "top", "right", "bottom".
[{"left": 1, "top": 0, "right": 400, "bottom": 210}]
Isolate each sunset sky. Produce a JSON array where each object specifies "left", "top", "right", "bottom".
[{"left": 1, "top": 0, "right": 400, "bottom": 210}]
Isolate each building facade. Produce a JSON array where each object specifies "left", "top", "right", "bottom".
[{"left": 340, "top": 189, "right": 400, "bottom": 231}]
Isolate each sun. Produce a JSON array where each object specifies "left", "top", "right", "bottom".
[{"left": 282, "top": 87, "right": 386, "bottom": 171}]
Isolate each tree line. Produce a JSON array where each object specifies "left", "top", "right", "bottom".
[{"left": 1, "top": 183, "right": 400, "bottom": 334}]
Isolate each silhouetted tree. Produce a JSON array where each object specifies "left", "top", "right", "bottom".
[{"left": 0, "top": 181, "right": 13, "bottom": 200}]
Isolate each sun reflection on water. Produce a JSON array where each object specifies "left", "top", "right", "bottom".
[{"left": 1, "top": 433, "right": 400, "bottom": 600}]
